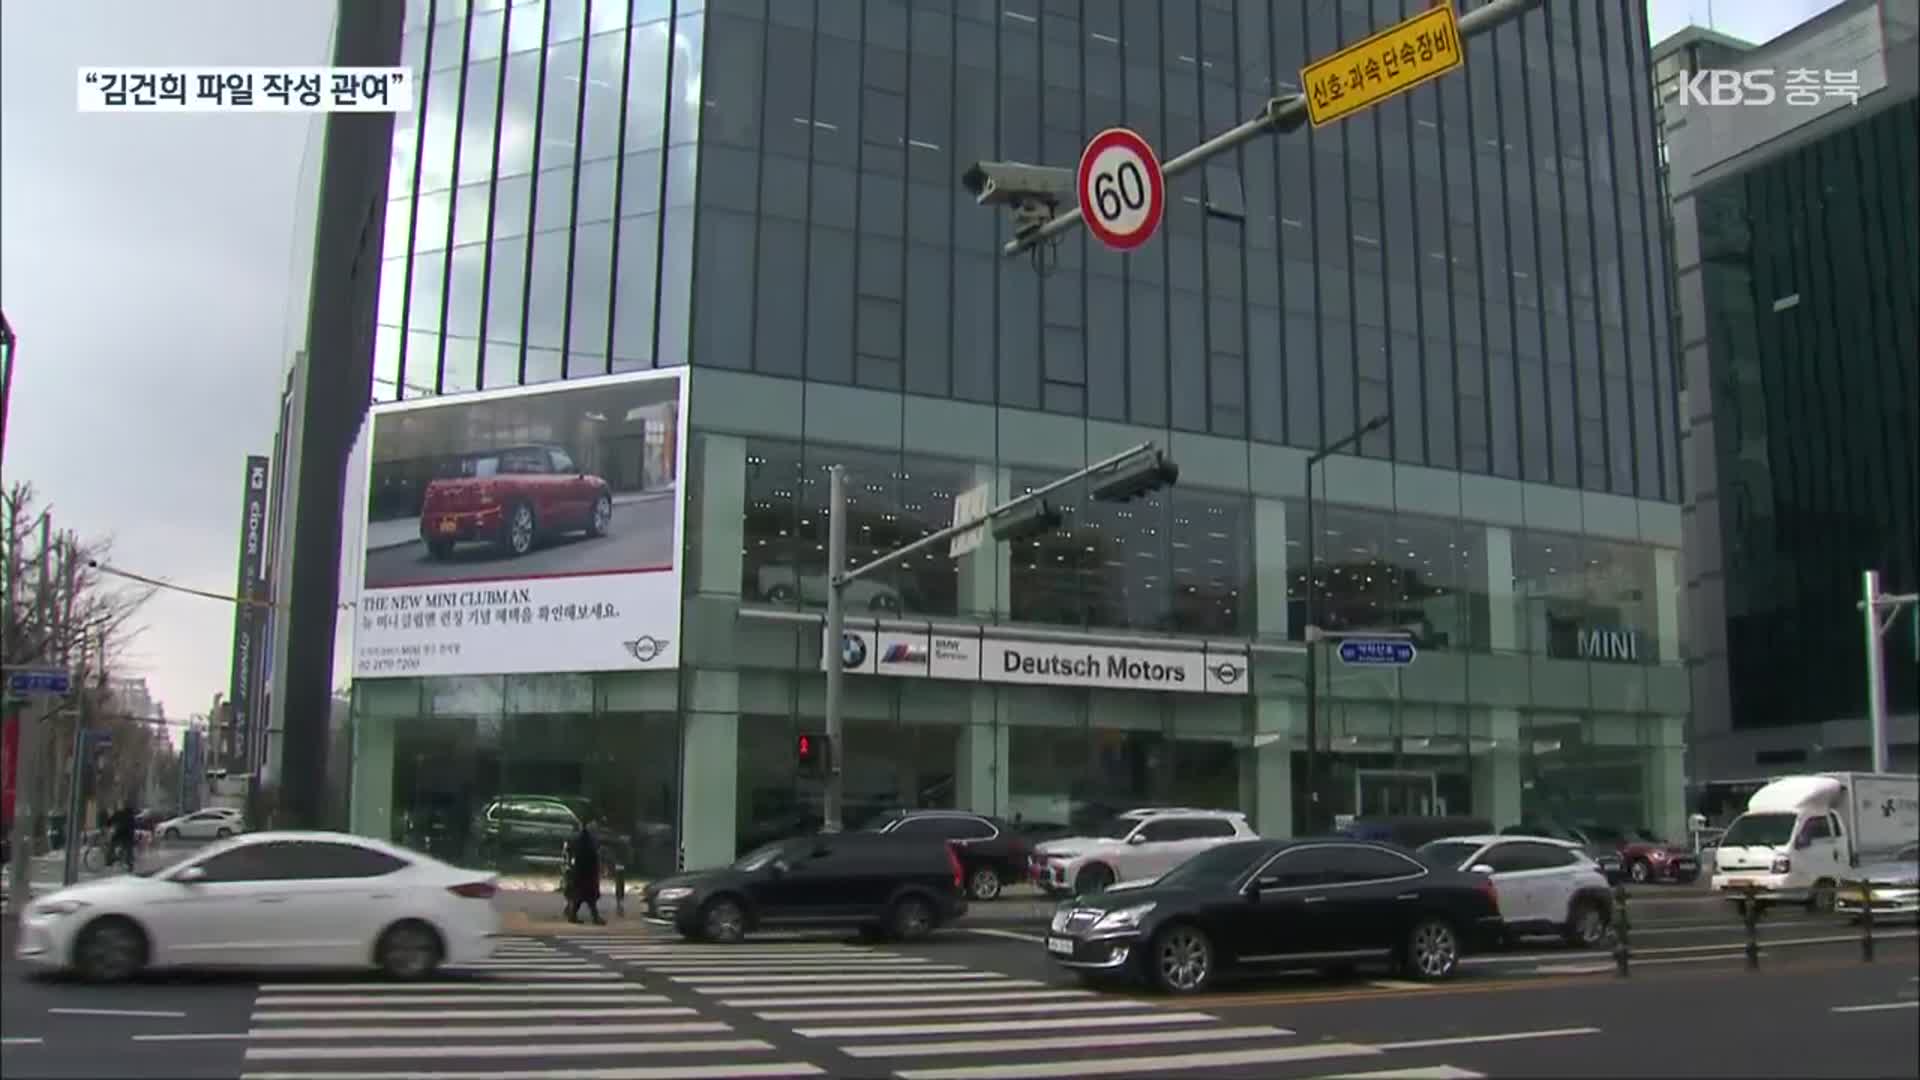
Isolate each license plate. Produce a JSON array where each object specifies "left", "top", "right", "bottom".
[
  {"left": 438, "top": 520, "right": 457, "bottom": 534},
  {"left": 1046, "top": 936, "right": 1074, "bottom": 956},
  {"left": 1724, "top": 878, "right": 1751, "bottom": 888}
]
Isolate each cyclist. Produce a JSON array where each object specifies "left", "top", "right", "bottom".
[{"left": 108, "top": 802, "right": 138, "bottom": 872}]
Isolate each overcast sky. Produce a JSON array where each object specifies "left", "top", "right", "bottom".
[{"left": 0, "top": 0, "right": 1851, "bottom": 722}]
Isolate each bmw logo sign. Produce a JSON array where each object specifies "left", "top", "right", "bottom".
[{"left": 840, "top": 632, "right": 869, "bottom": 669}]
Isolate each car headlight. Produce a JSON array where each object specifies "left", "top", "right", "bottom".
[
  {"left": 1772, "top": 856, "right": 1791, "bottom": 874},
  {"left": 1092, "top": 902, "right": 1156, "bottom": 932},
  {"left": 30, "top": 900, "right": 88, "bottom": 918},
  {"left": 655, "top": 887, "right": 693, "bottom": 901},
  {"left": 1649, "top": 851, "right": 1669, "bottom": 861}
]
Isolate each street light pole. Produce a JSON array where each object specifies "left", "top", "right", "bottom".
[
  {"left": 1302, "top": 413, "right": 1390, "bottom": 834},
  {"left": 822, "top": 465, "right": 849, "bottom": 833},
  {"left": 1859, "top": 570, "right": 1918, "bottom": 774},
  {"left": 0, "top": 311, "right": 17, "bottom": 485}
]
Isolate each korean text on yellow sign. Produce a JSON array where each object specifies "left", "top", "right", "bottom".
[{"left": 1301, "top": 3, "right": 1464, "bottom": 128}]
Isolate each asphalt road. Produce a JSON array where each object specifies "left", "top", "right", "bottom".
[
  {"left": 362, "top": 494, "right": 676, "bottom": 588},
  {"left": 5, "top": 903, "right": 1913, "bottom": 1079}
]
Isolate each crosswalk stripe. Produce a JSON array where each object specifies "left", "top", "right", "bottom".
[
  {"left": 719, "top": 989, "right": 1094, "bottom": 1008},
  {"left": 257, "top": 981, "right": 621, "bottom": 991},
  {"left": 250, "top": 1008, "right": 695, "bottom": 1022},
  {"left": 793, "top": 1011, "right": 1220, "bottom": 1039},
  {"left": 245, "top": 1037, "right": 762, "bottom": 1061},
  {"left": 241, "top": 1023, "right": 728, "bottom": 1040},
  {"left": 892, "top": 1043, "right": 1382, "bottom": 1080},
  {"left": 254, "top": 994, "right": 670, "bottom": 1006},
  {"left": 595, "top": 948, "right": 872, "bottom": 958},
  {"left": 694, "top": 979, "right": 1042, "bottom": 995},
  {"left": 1313, "top": 1068, "right": 1485, "bottom": 1079},
  {"left": 768, "top": 999, "right": 1168, "bottom": 1023},
  {"left": 241, "top": 1064, "right": 825, "bottom": 1080},
  {"left": 634, "top": 960, "right": 942, "bottom": 971},
  {"left": 841, "top": 1024, "right": 1296, "bottom": 1058},
  {"left": 672, "top": 971, "right": 1007, "bottom": 985}
]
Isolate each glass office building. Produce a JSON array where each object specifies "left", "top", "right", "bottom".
[{"left": 346, "top": 0, "right": 1688, "bottom": 878}]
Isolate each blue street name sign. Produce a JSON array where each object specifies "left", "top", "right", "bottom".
[
  {"left": 7, "top": 668, "right": 73, "bottom": 696},
  {"left": 1337, "top": 638, "right": 1418, "bottom": 666}
]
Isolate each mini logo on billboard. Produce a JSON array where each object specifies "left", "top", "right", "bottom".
[
  {"left": 623, "top": 635, "right": 670, "bottom": 663},
  {"left": 1210, "top": 661, "right": 1244, "bottom": 687},
  {"left": 840, "top": 632, "right": 869, "bottom": 670}
]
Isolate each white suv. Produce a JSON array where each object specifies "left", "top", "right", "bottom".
[
  {"left": 1030, "top": 809, "right": 1258, "bottom": 895},
  {"left": 1419, "top": 834, "right": 1615, "bottom": 948}
]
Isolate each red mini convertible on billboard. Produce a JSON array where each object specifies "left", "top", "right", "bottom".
[{"left": 419, "top": 445, "right": 614, "bottom": 560}]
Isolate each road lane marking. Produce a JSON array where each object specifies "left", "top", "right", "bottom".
[
  {"left": 643, "top": 961, "right": 952, "bottom": 973},
  {"left": 249, "top": 999, "right": 698, "bottom": 1014},
  {"left": 791, "top": 1012, "right": 1220, "bottom": 1038},
  {"left": 1831, "top": 1002, "right": 1920, "bottom": 1014},
  {"left": 245, "top": 1036, "right": 761, "bottom": 1061},
  {"left": 244, "top": 1023, "right": 708, "bottom": 1039},
  {"left": 720, "top": 989, "right": 1094, "bottom": 1008},
  {"left": 48, "top": 1007, "right": 187, "bottom": 1018},
  {"left": 242, "top": 1065, "right": 825, "bottom": 1080},
  {"left": 1314, "top": 1068, "right": 1483, "bottom": 1079},
  {"left": 894, "top": 1043, "right": 1381, "bottom": 1079},
  {"left": 254, "top": 994, "right": 669, "bottom": 1006},
  {"left": 2, "top": 1037, "right": 46, "bottom": 1046},
  {"left": 1371, "top": 1027, "right": 1601, "bottom": 1051},
  {"left": 687, "top": 978, "right": 1037, "bottom": 995},
  {"left": 673, "top": 971, "right": 1011, "bottom": 985},
  {"left": 964, "top": 928, "right": 1048, "bottom": 944},
  {"left": 256, "top": 980, "right": 623, "bottom": 991},
  {"left": 1367, "top": 979, "right": 1433, "bottom": 991},
  {"left": 841, "top": 1024, "right": 1295, "bottom": 1058},
  {"left": 761, "top": 999, "right": 1164, "bottom": 1022},
  {"left": 1469, "top": 928, "right": 1919, "bottom": 968}
]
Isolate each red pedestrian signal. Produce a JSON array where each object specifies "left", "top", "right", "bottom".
[{"left": 798, "top": 734, "right": 813, "bottom": 761}]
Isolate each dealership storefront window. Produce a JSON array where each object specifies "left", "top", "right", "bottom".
[{"left": 1513, "top": 529, "right": 1662, "bottom": 664}]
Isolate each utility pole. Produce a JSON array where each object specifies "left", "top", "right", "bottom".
[
  {"left": 820, "top": 444, "right": 1179, "bottom": 832},
  {"left": 6, "top": 512, "right": 54, "bottom": 912},
  {"left": 1859, "top": 571, "right": 1917, "bottom": 774},
  {"left": 1302, "top": 414, "right": 1391, "bottom": 833}
]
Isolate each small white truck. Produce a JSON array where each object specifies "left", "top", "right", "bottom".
[{"left": 1711, "top": 772, "right": 1920, "bottom": 911}]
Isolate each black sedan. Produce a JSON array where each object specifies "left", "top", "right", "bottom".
[{"left": 1045, "top": 838, "right": 1503, "bottom": 993}]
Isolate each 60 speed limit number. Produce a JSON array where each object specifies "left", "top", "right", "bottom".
[{"left": 1076, "top": 128, "right": 1165, "bottom": 251}]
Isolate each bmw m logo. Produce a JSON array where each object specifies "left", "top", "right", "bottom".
[{"left": 840, "top": 632, "right": 868, "bottom": 669}]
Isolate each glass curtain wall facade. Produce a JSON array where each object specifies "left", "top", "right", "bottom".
[{"left": 350, "top": 0, "right": 1693, "bottom": 877}]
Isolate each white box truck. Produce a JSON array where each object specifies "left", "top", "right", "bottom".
[{"left": 1710, "top": 772, "right": 1919, "bottom": 910}]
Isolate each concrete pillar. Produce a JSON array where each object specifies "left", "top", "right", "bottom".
[
  {"left": 956, "top": 715, "right": 1009, "bottom": 817},
  {"left": 695, "top": 433, "right": 748, "bottom": 596},
  {"left": 1645, "top": 714, "right": 1687, "bottom": 841},
  {"left": 955, "top": 466, "right": 1011, "bottom": 620},
  {"left": 1242, "top": 696, "right": 1295, "bottom": 839},
  {"left": 1253, "top": 498, "right": 1290, "bottom": 640},
  {"left": 1472, "top": 707, "right": 1523, "bottom": 829},
  {"left": 349, "top": 712, "right": 395, "bottom": 841},
  {"left": 1653, "top": 548, "right": 1681, "bottom": 663},
  {"left": 680, "top": 669, "right": 740, "bottom": 870},
  {"left": 1485, "top": 525, "right": 1517, "bottom": 652}
]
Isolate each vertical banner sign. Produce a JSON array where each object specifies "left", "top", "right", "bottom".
[{"left": 225, "top": 455, "right": 270, "bottom": 774}]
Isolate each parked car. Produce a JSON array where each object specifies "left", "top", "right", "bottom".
[
  {"left": 1500, "top": 822, "right": 1626, "bottom": 882},
  {"left": 1419, "top": 834, "right": 1614, "bottom": 947},
  {"left": 418, "top": 444, "right": 612, "bottom": 559},
  {"left": 640, "top": 832, "right": 967, "bottom": 943},
  {"left": 154, "top": 807, "right": 244, "bottom": 842},
  {"left": 471, "top": 794, "right": 645, "bottom": 873},
  {"left": 1607, "top": 826, "right": 1702, "bottom": 884},
  {"left": 866, "top": 810, "right": 1031, "bottom": 900},
  {"left": 1341, "top": 815, "right": 1493, "bottom": 850},
  {"left": 1046, "top": 838, "right": 1503, "bottom": 993},
  {"left": 14, "top": 831, "right": 501, "bottom": 982},
  {"left": 1030, "top": 809, "right": 1258, "bottom": 896},
  {"left": 1836, "top": 840, "right": 1919, "bottom": 920}
]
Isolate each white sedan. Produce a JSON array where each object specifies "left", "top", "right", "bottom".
[
  {"left": 154, "top": 808, "right": 244, "bottom": 841},
  {"left": 15, "top": 831, "right": 502, "bottom": 982},
  {"left": 1419, "top": 834, "right": 1616, "bottom": 948}
]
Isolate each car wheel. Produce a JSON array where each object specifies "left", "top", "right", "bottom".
[
  {"left": 162, "top": 827, "right": 180, "bottom": 841},
  {"left": 503, "top": 503, "right": 536, "bottom": 556},
  {"left": 1405, "top": 918, "right": 1461, "bottom": 981},
  {"left": 889, "top": 895, "right": 936, "bottom": 941},
  {"left": 588, "top": 494, "right": 613, "bottom": 537},
  {"left": 701, "top": 897, "right": 747, "bottom": 943},
  {"left": 1074, "top": 863, "right": 1115, "bottom": 896},
  {"left": 1629, "top": 859, "right": 1651, "bottom": 884},
  {"left": 215, "top": 827, "right": 232, "bottom": 838},
  {"left": 376, "top": 921, "right": 443, "bottom": 981},
  {"left": 1150, "top": 923, "right": 1214, "bottom": 994},
  {"left": 967, "top": 866, "right": 1003, "bottom": 901},
  {"left": 73, "top": 917, "right": 147, "bottom": 983},
  {"left": 1563, "top": 899, "right": 1610, "bottom": 949},
  {"left": 1807, "top": 879, "right": 1837, "bottom": 914},
  {"left": 426, "top": 539, "right": 455, "bottom": 560}
]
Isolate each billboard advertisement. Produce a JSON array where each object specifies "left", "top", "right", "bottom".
[
  {"left": 354, "top": 369, "right": 686, "bottom": 679},
  {"left": 224, "top": 454, "right": 270, "bottom": 774}
]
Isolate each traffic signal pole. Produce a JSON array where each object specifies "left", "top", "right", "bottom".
[
  {"left": 820, "top": 442, "right": 1170, "bottom": 833},
  {"left": 998, "top": 0, "right": 1546, "bottom": 259},
  {"left": 1859, "top": 570, "right": 1918, "bottom": 774}
]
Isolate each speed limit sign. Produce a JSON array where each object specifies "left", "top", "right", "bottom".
[{"left": 1077, "top": 127, "right": 1164, "bottom": 252}]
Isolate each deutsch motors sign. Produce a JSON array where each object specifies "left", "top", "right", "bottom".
[{"left": 824, "top": 625, "right": 1247, "bottom": 696}]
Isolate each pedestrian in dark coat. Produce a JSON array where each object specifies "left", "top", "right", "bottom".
[{"left": 565, "top": 820, "right": 605, "bottom": 925}]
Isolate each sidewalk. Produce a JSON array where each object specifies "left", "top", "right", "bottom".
[
  {"left": 366, "top": 488, "right": 678, "bottom": 552},
  {"left": 494, "top": 886, "right": 1056, "bottom": 936}
]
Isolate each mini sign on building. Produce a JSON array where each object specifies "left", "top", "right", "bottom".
[{"left": 1301, "top": 2, "right": 1464, "bottom": 128}]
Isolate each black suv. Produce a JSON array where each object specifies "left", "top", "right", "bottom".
[
  {"left": 867, "top": 810, "right": 1031, "bottom": 900},
  {"left": 642, "top": 832, "right": 969, "bottom": 942}
]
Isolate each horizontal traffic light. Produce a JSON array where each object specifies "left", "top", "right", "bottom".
[
  {"left": 990, "top": 498, "right": 1064, "bottom": 543},
  {"left": 1089, "top": 448, "right": 1180, "bottom": 503}
]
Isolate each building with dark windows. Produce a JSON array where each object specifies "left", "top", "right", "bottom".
[
  {"left": 334, "top": 0, "right": 1689, "bottom": 879},
  {"left": 1663, "top": 0, "right": 1919, "bottom": 799}
]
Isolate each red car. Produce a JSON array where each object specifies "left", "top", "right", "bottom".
[
  {"left": 419, "top": 445, "right": 612, "bottom": 559},
  {"left": 1587, "top": 824, "right": 1701, "bottom": 884}
]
